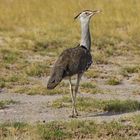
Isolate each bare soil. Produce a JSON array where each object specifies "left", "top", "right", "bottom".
[{"left": 0, "top": 54, "right": 140, "bottom": 123}]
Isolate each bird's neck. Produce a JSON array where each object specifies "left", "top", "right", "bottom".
[{"left": 80, "top": 21, "right": 91, "bottom": 50}]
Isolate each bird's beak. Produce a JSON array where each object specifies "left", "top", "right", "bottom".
[{"left": 91, "top": 10, "right": 102, "bottom": 16}]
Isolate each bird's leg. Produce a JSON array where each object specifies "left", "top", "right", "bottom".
[
  {"left": 69, "top": 77, "right": 75, "bottom": 117},
  {"left": 73, "top": 73, "right": 83, "bottom": 116}
]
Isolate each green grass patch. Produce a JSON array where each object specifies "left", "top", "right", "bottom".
[
  {"left": 51, "top": 97, "right": 140, "bottom": 113},
  {"left": 106, "top": 77, "right": 122, "bottom": 85},
  {"left": 12, "top": 85, "right": 68, "bottom": 95},
  {"left": 81, "top": 82, "right": 96, "bottom": 89},
  {"left": 121, "top": 66, "right": 140, "bottom": 76},
  {"left": 1, "top": 119, "right": 140, "bottom": 140},
  {"left": 25, "top": 62, "right": 50, "bottom": 77},
  {"left": 0, "top": 74, "right": 29, "bottom": 89},
  {"left": 0, "top": 48, "right": 24, "bottom": 64},
  {"left": 132, "top": 115, "right": 140, "bottom": 128},
  {"left": 0, "top": 81, "right": 6, "bottom": 88},
  {"left": 81, "top": 82, "right": 102, "bottom": 94},
  {"left": 85, "top": 69, "right": 100, "bottom": 78},
  {"left": 37, "top": 122, "right": 68, "bottom": 140},
  {"left": 0, "top": 122, "right": 34, "bottom": 140},
  {"left": 0, "top": 100, "right": 17, "bottom": 109},
  {"left": 0, "top": 122, "right": 28, "bottom": 130},
  {"left": 104, "top": 100, "right": 140, "bottom": 113}
]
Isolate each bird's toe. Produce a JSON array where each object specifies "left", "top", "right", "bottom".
[
  {"left": 69, "top": 114, "right": 77, "bottom": 118},
  {"left": 76, "top": 113, "right": 81, "bottom": 116}
]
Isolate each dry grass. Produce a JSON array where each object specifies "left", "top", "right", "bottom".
[
  {"left": 1, "top": 116, "right": 140, "bottom": 140},
  {"left": 106, "top": 76, "right": 122, "bottom": 85},
  {"left": 121, "top": 66, "right": 140, "bottom": 77},
  {"left": 50, "top": 96, "right": 140, "bottom": 113},
  {"left": 85, "top": 69, "right": 100, "bottom": 79},
  {"left": 134, "top": 73, "right": 140, "bottom": 83},
  {"left": 81, "top": 82, "right": 102, "bottom": 94},
  {"left": 0, "top": 1, "right": 140, "bottom": 139},
  {"left": 0, "top": 0, "right": 140, "bottom": 42},
  {"left": 0, "top": 0, "right": 140, "bottom": 94},
  {"left": 12, "top": 84, "right": 68, "bottom": 95}
]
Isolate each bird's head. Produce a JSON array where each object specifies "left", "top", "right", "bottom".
[{"left": 74, "top": 10, "right": 101, "bottom": 23}]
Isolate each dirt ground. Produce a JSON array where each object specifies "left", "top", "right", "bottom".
[{"left": 0, "top": 54, "right": 140, "bottom": 123}]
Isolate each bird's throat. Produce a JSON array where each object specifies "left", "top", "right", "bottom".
[{"left": 80, "top": 22, "right": 91, "bottom": 50}]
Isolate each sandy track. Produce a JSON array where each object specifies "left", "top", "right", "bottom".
[{"left": 0, "top": 91, "right": 140, "bottom": 123}]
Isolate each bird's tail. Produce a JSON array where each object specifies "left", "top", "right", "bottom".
[{"left": 47, "top": 67, "right": 64, "bottom": 89}]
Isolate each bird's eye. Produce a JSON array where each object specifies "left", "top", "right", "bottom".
[{"left": 85, "top": 12, "right": 89, "bottom": 16}]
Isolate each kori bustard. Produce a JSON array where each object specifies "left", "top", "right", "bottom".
[{"left": 47, "top": 10, "right": 101, "bottom": 117}]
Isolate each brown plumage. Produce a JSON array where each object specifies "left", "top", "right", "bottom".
[{"left": 47, "top": 45, "right": 92, "bottom": 89}]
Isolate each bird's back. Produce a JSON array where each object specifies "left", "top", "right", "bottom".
[{"left": 47, "top": 45, "right": 92, "bottom": 89}]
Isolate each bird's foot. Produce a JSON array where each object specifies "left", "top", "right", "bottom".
[
  {"left": 69, "top": 114, "right": 77, "bottom": 118},
  {"left": 69, "top": 111, "right": 80, "bottom": 118},
  {"left": 75, "top": 110, "right": 81, "bottom": 116}
]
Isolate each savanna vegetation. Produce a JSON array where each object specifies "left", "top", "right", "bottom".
[
  {"left": 0, "top": 0, "right": 140, "bottom": 94},
  {"left": 0, "top": 0, "right": 140, "bottom": 139},
  {"left": 0, "top": 115, "right": 140, "bottom": 140}
]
